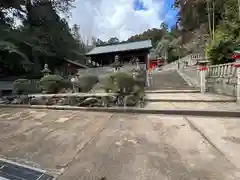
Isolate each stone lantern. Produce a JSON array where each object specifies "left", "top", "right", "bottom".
[
  {"left": 132, "top": 68, "right": 137, "bottom": 79},
  {"left": 41, "top": 64, "right": 51, "bottom": 77},
  {"left": 197, "top": 60, "right": 209, "bottom": 69},
  {"left": 135, "top": 57, "right": 140, "bottom": 69},
  {"left": 232, "top": 49, "right": 240, "bottom": 63}
]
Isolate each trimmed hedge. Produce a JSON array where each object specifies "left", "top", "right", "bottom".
[
  {"left": 76, "top": 75, "right": 99, "bottom": 92},
  {"left": 13, "top": 79, "right": 41, "bottom": 94},
  {"left": 103, "top": 72, "right": 144, "bottom": 95},
  {"left": 39, "top": 75, "right": 67, "bottom": 93}
]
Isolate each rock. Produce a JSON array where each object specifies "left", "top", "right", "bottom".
[
  {"left": 0, "top": 98, "right": 10, "bottom": 104},
  {"left": 77, "top": 97, "right": 102, "bottom": 107},
  {"left": 45, "top": 97, "right": 55, "bottom": 105},
  {"left": 11, "top": 98, "right": 22, "bottom": 104},
  {"left": 102, "top": 95, "right": 117, "bottom": 106},
  {"left": 57, "top": 96, "right": 84, "bottom": 106},
  {"left": 30, "top": 97, "right": 46, "bottom": 105},
  {"left": 56, "top": 98, "right": 68, "bottom": 105},
  {"left": 124, "top": 95, "right": 137, "bottom": 107},
  {"left": 65, "top": 88, "right": 74, "bottom": 93},
  {"left": 59, "top": 88, "right": 73, "bottom": 93},
  {"left": 19, "top": 95, "right": 30, "bottom": 104}
]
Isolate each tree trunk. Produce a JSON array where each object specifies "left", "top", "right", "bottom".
[
  {"left": 207, "top": 0, "right": 212, "bottom": 39},
  {"left": 212, "top": 0, "right": 215, "bottom": 42}
]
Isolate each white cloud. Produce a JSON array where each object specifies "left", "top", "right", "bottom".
[{"left": 68, "top": 0, "right": 165, "bottom": 42}]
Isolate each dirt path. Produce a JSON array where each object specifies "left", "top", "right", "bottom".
[{"left": 0, "top": 108, "right": 239, "bottom": 180}]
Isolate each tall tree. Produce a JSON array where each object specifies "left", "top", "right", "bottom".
[
  {"left": 0, "top": 0, "right": 87, "bottom": 75},
  {"left": 107, "top": 37, "right": 120, "bottom": 44}
]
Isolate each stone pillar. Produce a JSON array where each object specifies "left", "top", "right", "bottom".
[
  {"left": 234, "top": 59, "right": 240, "bottom": 103},
  {"left": 232, "top": 52, "right": 240, "bottom": 103},
  {"left": 197, "top": 60, "right": 209, "bottom": 91},
  {"left": 236, "top": 64, "right": 240, "bottom": 103},
  {"left": 199, "top": 67, "right": 208, "bottom": 93},
  {"left": 146, "top": 54, "right": 150, "bottom": 87}
]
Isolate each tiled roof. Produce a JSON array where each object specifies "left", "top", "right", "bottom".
[
  {"left": 64, "top": 59, "right": 88, "bottom": 68},
  {"left": 86, "top": 40, "right": 152, "bottom": 55}
]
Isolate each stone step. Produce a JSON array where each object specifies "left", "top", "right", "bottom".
[
  {"left": 1, "top": 103, "right": 239, "bottom": 118},
  {"left": 145, "top": 89, "right": 200, "bottom": 93},
  {"left": 145, "top": 101, "right": 240, "bottom": 111},
  {"left": 145, "top": 93, "right": 236, "bottom": 102}
]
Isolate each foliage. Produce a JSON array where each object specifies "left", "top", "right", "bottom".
[
  {"left": 13, "top": 79, "right": 30, "bottom": 95},
  {"left": 0, "top": 0, "right": 88, "bottom": 76},
  {"left": 107, "top": 37, "right": 120, "bottom": 44},
  {"left": 103, "top": 72, "right": 134, "bottom": 94},
  {"left": 103, "top": 72, "right": 144, "bottom": 99},
  {"left": 133, "top": 69, "right": 146, "bottom": 88},
  {"left": 76, "top": 75, "right": 99, "bottom": 92},
  {"left": 173, "top": 0, "right": 240, "bottom": 64},
  {"left": 13, "top": 78, "right": 40, "bottom": 94},
  {"left": 39, "top": 74, "right": 65, "bottom": 93},
  {"left": 127, "top": 28, "right": 166, "bottom": 48}
]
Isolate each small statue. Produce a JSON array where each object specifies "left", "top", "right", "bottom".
[
  {"left": 111, "top": 55, "right": 121, "bottom": 72},
  {"left": 41, "top": 64, "right": 51, "bottom": 76}
]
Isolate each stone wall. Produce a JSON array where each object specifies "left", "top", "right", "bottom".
[
  {"left": 206, "top": 63, "right": 237, "bottom": 97},
  {"left": 206, "top": 77, "right": 237, "bottom": 96}
]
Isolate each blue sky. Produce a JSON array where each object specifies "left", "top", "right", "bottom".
[
  {"left": 133, "top": 0, "right": 177, "bottom": 28},
  {"left": 70, "top": 0, "right": 179, "bottom": 41}
]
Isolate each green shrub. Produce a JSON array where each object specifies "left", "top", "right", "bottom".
[
  {"left": 39, "top": 75, "right": 65, "bottom": 93},
  {"left": 76, "top": 75, "right": 99, "bottom": 92},
  {"left": 133, "top": 69, "right": 146, "bottom": 88},
  {"left": 13, "top": 79, "right": 41, "bottom": 94},
  {"left": 205, "top": 28, "right": 238, "bottom": 65},
  {"left": 13, "top": 79, "right": 30, "bottom": 95},
  {"left": 103, "top": 72, "right": 137, "bottom": 95},
  {"left": 62, "top": 79, "right": 72, "bottom": 89}
]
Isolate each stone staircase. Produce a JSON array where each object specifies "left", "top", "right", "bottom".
[
  {"left": 144, "top": 66, "right": 239, "bottom": 117},
  {"left": 147, "top": 70, "right": 196, "bottom": 90}
]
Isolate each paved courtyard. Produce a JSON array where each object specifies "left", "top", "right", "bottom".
[{"left": 0, "top": 108, "right": 240, "bottom": 180}]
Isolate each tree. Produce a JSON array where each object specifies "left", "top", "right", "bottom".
[
  {"left": 92, "top": 38, "right": 106, "bottom": 46},
  {"left": 127, "top": 28, "right": 165, "bottom": 47},
  {"left": 0, "top": 0, "right": 88, "bottom": 76},
  {"left": 107, "top": 37, "right": 119, "bottom": 44},
  {"left": 160, "top": 22, "right": 168, "bottom": 35},
  {"left": 173, "top": 0, "right": 240, "bottom": 64}
]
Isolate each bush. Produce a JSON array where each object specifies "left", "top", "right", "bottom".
[
  {"left": 133, "top": 69, "right": 146, "bottom": 88},
  {"left": 13, "top": 79, "right": 30, "bottom": 95},
  {"left": 13, "top": 79, "right": 40, "bottom": 94},
  {"left": 76, "top": 75, "right": 99, "bottom": 92},
  {"left": 205, "top": 28, "right": 238, "bottom": 65},
  {"left": 39, "top": 75, "right": 65, "bottom": 93},
  {"left": 103, "top": 72, "right": 138, "bottom": 95}
]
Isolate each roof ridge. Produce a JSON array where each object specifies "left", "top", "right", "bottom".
[{"left": 96, "top": 39, "right": 151, "bottom": 47}]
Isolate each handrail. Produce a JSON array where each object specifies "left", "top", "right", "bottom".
[{"left": 207, "top": 62, "right": 237, "bottom": 78}]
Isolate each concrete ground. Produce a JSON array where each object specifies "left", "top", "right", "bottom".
[{"left": 0, "top": 108, "right": 240, "bottom": 180}]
